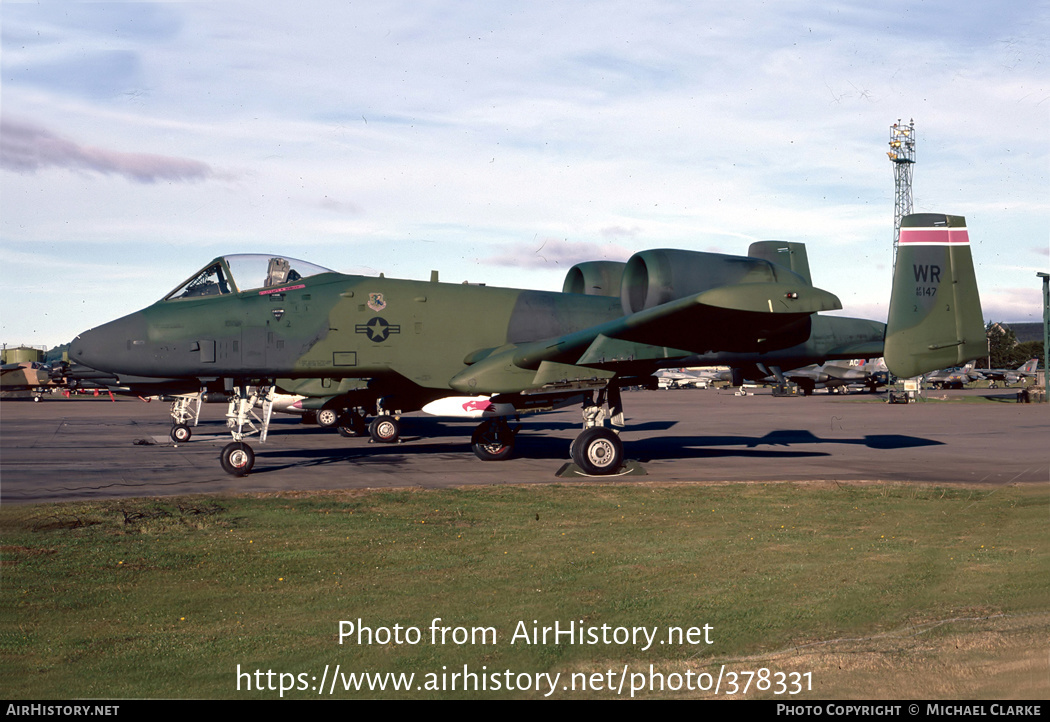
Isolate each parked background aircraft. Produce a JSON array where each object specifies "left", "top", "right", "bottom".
[
  {"left": 925, "top": 362, "right": 982, "bottom": 390},
  {"left": 67, "top": 213, "right": 985, "bottom": 477},
  {"left": 972, "top": 358, "right": 1039, "bottom": 388},
  {"left": 653, "top": 367, "right": 730, "bottom": 389},
  {"left": 771, "top": 358, "right": 889, "bottom": 395},
  {"left": 0, "top": 361, "right": 56, "bottom": 400}
]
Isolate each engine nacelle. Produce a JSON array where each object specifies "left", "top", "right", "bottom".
[
  {"left": 562, "top": 261, "right": 626, "bottom": 297},
  {"left": 620, "top": 249, "right": 809, "bottom": 315}
]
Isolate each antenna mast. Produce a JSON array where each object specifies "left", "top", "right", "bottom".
[{"left": 887, "top": 119, "right": 916, "bottom": 270}]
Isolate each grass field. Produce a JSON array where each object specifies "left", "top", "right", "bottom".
[{"left": 2, "top": 482, "right": 1047, "bottom": 699}]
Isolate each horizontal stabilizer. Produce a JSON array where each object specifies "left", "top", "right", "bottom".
[{"left": 692, "top": 281, "right": 838, "bottom": 315}]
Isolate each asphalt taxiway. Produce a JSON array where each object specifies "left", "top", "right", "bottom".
[{"left": 2, "top": 388, "right": 1046, "bottom": 504}]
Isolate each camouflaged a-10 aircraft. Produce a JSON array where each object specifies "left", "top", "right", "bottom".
[
  {"left": 69, "top": 213, "right": 985, "bottom": 477},
  {"left": 0, "top": 361, "right": 55, "bottom": 400}
]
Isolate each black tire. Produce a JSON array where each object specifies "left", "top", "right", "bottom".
[
  {"left": 369, "top": 415, "right": 400, "bottom": 443},
  {"left": 471, "top": 421, "right": 514, "bottom": 461},
  {"left": 317, "top": 408, "right": 339, "bottom": 428},
  {"left": 570, "top": 427, "right": 623, "bottom": 475},
  {"left": 170, "top": 424, "right": 192, "bottom": 443},
  {"left": 220, "top": 442, "right": 255, "bottom": 477}
]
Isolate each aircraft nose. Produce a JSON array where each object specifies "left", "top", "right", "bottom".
[{"left": 70, "top": 312, "right": 149, "bottom": 374}]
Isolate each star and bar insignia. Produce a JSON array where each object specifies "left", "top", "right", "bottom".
[{"left": 355, "top": 317, "right": 400, "bottom": 342}]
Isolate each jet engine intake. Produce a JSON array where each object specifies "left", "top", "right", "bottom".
[{"left": 562, "top": 261, "right": 627, "bottom": 297}]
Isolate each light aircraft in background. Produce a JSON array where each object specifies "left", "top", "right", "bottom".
[{"left": 68, "top": 213, "right": 985, "bottom": 477}]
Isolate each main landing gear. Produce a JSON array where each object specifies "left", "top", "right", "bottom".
[
  {"left": 368, "top": 414, "right": 401, "bottom": 444},
  {"left": 571, "top": 427, "right": 623, "bottom": 475},
  {"left": 466, "top": 386, "right": 627, "bottom": 474},
  {"left": 569, "top": 386, "right": 625, "bottom": 475},
  {"left": 332, "top": 407, "right": 401, "bottom": 443}
]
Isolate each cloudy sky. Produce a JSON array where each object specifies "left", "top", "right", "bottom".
[{"left": 2, "top": 1, "right": 1047, "bottom": 349}]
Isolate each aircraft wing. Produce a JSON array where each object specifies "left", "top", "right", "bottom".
[{"left": 451, "top": 281, "right": 840, "bottom": 394}]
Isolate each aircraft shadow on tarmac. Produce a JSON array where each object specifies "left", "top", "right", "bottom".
[
  {"left": 628, "top": 430, "right": 943, "bottom": 462},
  {"left": 247, "top": 426, "right": 943, "bottom": 473},
  {"left": 253, "top": 442, "right": 478, "bottom": 473}
]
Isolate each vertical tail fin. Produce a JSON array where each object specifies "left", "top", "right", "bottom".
[{"left": 885, "top": 214, "right": 985, "bottom": 378}]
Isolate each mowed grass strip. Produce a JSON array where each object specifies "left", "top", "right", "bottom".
[{"left": 2, "top": 482, "right": 1047, "bottom": 699}]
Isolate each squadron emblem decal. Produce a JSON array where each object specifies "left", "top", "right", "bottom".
[
  {"left": 355, "top": 317, "right": 400, "bottom": 343},
  {"left": 367, "top": 292, "right": 387, "bottom": 312}
]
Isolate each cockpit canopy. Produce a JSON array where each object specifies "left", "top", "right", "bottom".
[{"left": 164, "top": 255, "right": 334, "bottom": 301}]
